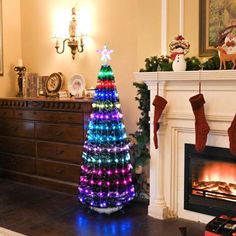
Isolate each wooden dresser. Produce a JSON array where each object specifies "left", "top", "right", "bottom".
[{"left": 0, "top": 97, "right": 92, "bottom": 194}]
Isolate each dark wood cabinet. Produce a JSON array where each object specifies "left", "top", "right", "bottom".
[{"left": 0, "top": 97, "right": 92, "bottom": 194}]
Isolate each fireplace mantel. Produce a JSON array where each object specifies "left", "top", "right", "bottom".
[
  {"left": 134, "top": 70, "right": 236, "bottom": 223},
  {"left": 134, "top": 70, "right": 236, "bottom": 82}
]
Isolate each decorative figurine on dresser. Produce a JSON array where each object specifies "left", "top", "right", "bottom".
[
  {"left": 169, "top": 35, "right": 190, "bottom": 72},
  {"left": 14, "top": 59, "right": 26, "bottom": 97},
  {"left": 0, "top": 97, "right": 92, "bottom": 194}
]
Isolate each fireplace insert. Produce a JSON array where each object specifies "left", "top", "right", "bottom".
[{"left": 184, "top": 144, "right": 236, "bottom": 216}]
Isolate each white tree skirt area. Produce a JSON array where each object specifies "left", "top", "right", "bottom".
[
  {"left": 90, "top": 206, "right": 123, "bottom": 214},
  {"left": 0, "top": 227, "right": 25, "bottom": 236}
]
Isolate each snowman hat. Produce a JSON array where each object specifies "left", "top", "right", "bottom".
[{"left": 169, "top": 35, "right": 190, "bottom": 53}]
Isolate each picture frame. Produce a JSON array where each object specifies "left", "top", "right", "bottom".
[
  {"left": 199, "top": 0, "right": 236, "bottom": 56},
  {"left": 0, "top": 0, "right": 3, "bottom": 75},
  {"left": 45, "top": 72, "right": 63, "bottom": 97}
]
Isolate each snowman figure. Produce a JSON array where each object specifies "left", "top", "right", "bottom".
[{"left": 169, "top": 35, "right": 190, "bottom": 72}]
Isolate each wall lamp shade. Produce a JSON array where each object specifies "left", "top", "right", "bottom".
[{"left": 54, "top": 7, "right": 84, "bottom": 60}]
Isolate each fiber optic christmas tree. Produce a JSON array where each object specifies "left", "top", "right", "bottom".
[{"left": 78, "top": 45, "right": 135, "bottom": 214}]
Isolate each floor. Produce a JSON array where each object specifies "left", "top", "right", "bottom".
[{"left": 0, "top": 179, "right": 206, "bottom": 236}]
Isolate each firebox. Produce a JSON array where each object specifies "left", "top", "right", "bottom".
[{"left": 184, "top": 144, "right": 236, "bottom": 216}]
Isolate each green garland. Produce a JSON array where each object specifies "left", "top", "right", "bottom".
[
  {"left": 130, "top": 82, "right": 150, "bottom": 167},
  {"left": 139, "top": 53, "right": 234, "bottom": 72},
  {"left": 130, "top": 82, "right": 150, "bottom": 201}
]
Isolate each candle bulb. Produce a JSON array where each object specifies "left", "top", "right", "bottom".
[{"left": 18, "top": 59, "right": 23, "bottom": 67}]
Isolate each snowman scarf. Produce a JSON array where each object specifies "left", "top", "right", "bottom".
[{"left": 170, "top": 51, "right": 184, "bottom": 61}]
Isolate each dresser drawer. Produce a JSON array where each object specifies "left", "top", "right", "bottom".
[
  {"left": 37, "top": 141, "right": 83, "bottom": 164},
  {"left": 36, "top": 159, "right": 80, "bottom": 182},
  {"left": 0, "top": 109, "right": 14, "bottom": 119},
  {"left": 0, "top": 137, "right": 35, "bottom": 156},
  {"left": 36, "top": 123, "right": 83, "bottom": 143},
  {"left": 15, "top": 110, "right": 83, "bottom": 124},
  {"left": 0, "top": 153, "right": 35, "bottom": 174},
  {"left": 0, "top": 120, "right": 34, "bottom": 138}
]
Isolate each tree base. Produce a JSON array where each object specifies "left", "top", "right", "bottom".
[{"left": 90, "top": 206, "right": 123, "bottom": 214}]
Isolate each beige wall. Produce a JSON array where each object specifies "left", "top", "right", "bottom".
[
  {"left": 137, "top": 0, "right": 162, "bottom": 68},
  {"left": 0, "top": 0, "right": 21, "bottom": 97},
  {"left": 0, "top": 0, "right": 200, "bottom": 133},
  {"left": 20, "top": 0, "right": 140, "bottom": 133}
]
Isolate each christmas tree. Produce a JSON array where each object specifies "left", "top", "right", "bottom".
[{"left": 78, "top": 45, "right": 135, "bottom": 214}]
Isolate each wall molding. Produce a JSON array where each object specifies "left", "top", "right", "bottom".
[{"left": 149, "top": 112, "right": 234, "bottom": 123}]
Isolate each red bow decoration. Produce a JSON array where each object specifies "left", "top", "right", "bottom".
[{"left": 175, "top": 35, "right": 185, "bottom": 41}]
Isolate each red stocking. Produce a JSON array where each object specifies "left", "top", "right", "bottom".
[
  {"left": 228, "top": 113, "right": 236, "bottom": 156},
  {"left": 152, "top": 95, "right": 167, "bottom": 149},
  {"left": 189, "top": 93, "right": 210, "bottom": 152}
]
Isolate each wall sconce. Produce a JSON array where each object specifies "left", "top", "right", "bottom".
[{"left": 54, "top": 7, "right": 84, "bottom": 59}]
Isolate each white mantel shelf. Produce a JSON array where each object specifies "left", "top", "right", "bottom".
[
  {"left": 133, "top": 69, "right": 236, "bottom": 223},
  {"left": 134, "top": 70, "right": 236, "bottom": 82}
]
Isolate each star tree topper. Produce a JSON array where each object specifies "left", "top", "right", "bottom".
[{"left": 97, "top": 44, "right": 114, "bottom": 65}]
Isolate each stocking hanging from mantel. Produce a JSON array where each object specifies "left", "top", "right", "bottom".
[
  {"left": 189, "top": 93, "right": 210, "bottom": 153},
  {"left": 152, "top": 95, "right": 168, "bottom": 149}
]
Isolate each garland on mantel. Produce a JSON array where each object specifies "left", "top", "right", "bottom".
[{"left": 139, "top": 53, "right": 233, "bottom": 72}]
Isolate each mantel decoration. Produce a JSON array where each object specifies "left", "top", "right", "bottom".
[
  {"left": 54, "top": 7, "right": 84, "bottom": 60},
  {"left": 78, "top": 45, "right": 134, "bottom": 214},
  {"left": 199, "top": 0, "right": 236, "bottom": 56},
  {"left": 139, "top": 52, "right": 236, "bottom": 72},
  {"left": 14, "top": 59, "right": 26, "bottom": 97},
  {"left": 217, "top": 32, "right": 236, "bottom": 70},
  {"left": 169, "top": 35, "right": 190, "bottom": 72}
]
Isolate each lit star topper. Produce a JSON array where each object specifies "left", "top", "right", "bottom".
[{"left": 97, "top": 44, "right": 114, "bottom": 65}]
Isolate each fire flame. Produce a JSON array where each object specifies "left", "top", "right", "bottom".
[
  {"left": 199, "top": 162, "right": 236, "bottom": 183},
  {"left": 192, "top": 161, "right": 236, "bottom": 200}
]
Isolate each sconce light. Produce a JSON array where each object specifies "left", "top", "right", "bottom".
[{"left": 54, "top": 7, "right": 84, "bottom": 60}]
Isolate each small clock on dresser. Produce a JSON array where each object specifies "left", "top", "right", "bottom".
[{"left": 45, "top": 72, "right": 63, "bottom": 97}]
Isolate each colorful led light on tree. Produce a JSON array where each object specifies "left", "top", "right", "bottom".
[{"left": 78, "top": 45, "right": 134, "bottom": 214}]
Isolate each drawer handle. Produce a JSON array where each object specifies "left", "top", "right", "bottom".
[{"left": 55, "top": 131, "right": 63, "bottom": 136}]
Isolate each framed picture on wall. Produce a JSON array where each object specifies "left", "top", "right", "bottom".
[
  {"left": 0, "top": 0, "right": 3, "bottom": 75},
  {"left": 199, "top": 0, "right": 236, "bottom": 56}
]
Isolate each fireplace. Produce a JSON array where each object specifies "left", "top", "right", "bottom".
[
  {"left": 134, "top": 70, "right": 236, "bottom": 221},
  {"left": 184, "top": 144, "right": 236, "bottom": 216}
]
